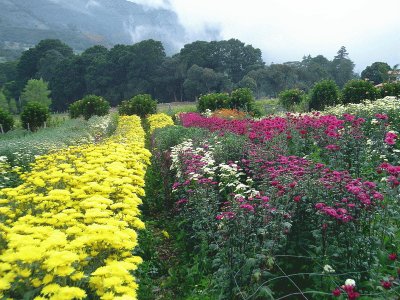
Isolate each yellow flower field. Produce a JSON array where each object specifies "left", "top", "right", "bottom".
[{"left": 0, "top": 115, "right": 150, "bottom": 300}]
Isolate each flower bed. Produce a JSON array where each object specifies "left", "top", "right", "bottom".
[{"left": 0, "top": 115, "right": 150, "bottom": 300}]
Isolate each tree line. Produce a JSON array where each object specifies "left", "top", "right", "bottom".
[{"left": 0, "top": 38, "right": 396, "bottom": 112}]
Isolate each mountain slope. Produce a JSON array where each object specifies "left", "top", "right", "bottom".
[{"left": 0, "top": 0, "right": 187, "bottom": 60}]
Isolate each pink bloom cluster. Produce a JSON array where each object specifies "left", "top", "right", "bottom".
[{"left": 385, "top": 131, "right": 398, "bottom": 145}]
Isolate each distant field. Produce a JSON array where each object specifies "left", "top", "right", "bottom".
[{"left": 157, "top": 98, "right": 284, "bottom": 116}]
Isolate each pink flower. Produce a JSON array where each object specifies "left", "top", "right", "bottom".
[
  {"left": 388, "top": 253, "right": 397, "bottom": 261},
  {"left": 375, "top": 113, "right": 388, "bottom": 120},
  {"left": 381, "top": 280, "right": 392, "bottom": 289},
  {"left": 325, "top": 144, "right": 341, "bottom": 151},
  {"left": 385, "top": 132, "right": 398, "bottom": 145},
  {"left": 332, "top": 288, "right": 341, "bottom": 296}
]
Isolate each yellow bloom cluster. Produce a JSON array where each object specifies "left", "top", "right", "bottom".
[
  {"left": 146, "top": 113, "right": 174, "bottom": 134},
  {"left": 0, "top": 115, "right": 150, "bottom": 300}
]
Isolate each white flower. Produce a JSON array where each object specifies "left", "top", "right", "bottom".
[
  {"left": 345, "top": 279, "right": 356, "bottom": 286},
  {"left": 323, "top": 264, "right": 335, "bottom": 273}
]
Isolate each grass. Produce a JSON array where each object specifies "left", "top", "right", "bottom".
[{"left": 157, "top": 102, "right": 197, "bottom": 116}]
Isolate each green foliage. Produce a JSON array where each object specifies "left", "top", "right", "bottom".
[
  {"left": 68, "top": 95, "right": 110, "bottom": 120},
  {"left": 361, "top": 62, "right": 391, "bottom": 84},
  {"left": 278, "top": 88, "right": 305, "bottom": 110},
  {"left": 197, "top": 93, "right": 229, "bottom": 112},
  {"left": 118, "top": 94, "right": 157, "bottom": 118},
  {"left": 379, "top": 82, "right": 400, "bottom": 98},
  {"left": 20, "top": 78, "right": 52, "bottom": 108},
  {"left": 20, "top": 102, "right": 49, "bottom": 131},
  {"left": 228, "top": 87, "right": 255, "bottom": 111},
  {"left": 0, "top": 115, "right": 117, "bottom": 169},
  {"left": 183, "top": 65, "right": 232, "bottom": 100},
  {"left": 8, "top": 98, "right": 18, "bottom": 114},
  {"left": 0, "top": 90, "right": 9, "bottom": 112},
  {"left": 0, "top": 108, "right": 14, "bottom": 132},
  {"left": 309, "top": 79, "right": 340, "bottom": 111},
  {"left": 341, "top": 79, "right": 378, "bottom": 104}
]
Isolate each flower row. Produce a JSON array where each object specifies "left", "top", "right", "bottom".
[{"left": 0, "top": 115, "right": 150, "bottom": 300}]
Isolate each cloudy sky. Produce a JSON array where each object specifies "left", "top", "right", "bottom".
[{"left": 129, "top": 0, "right": 399, "bottom": 72}]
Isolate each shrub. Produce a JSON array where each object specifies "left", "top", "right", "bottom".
[
  {"left": 309, "top": 79, "right": 340, "bottom": 111},
  {"left": 341, "top": 79, "right": 378, "bottom": 104},
  {"left": 69, "top": 95, "right": 110, "bottom": 120},
  {"left": 379, "top": 82, "right": 400, "bottom": 98},
  {"left": 197, "top": 93, "right": 229, "bottom": 112},
  {"left": 118, "top": 94, "right": 157, "bottom": 118},
  {"left": 0, "top": 108, "right": 14, "bottom": 133},
  {"left": 278, "top": 88, "right": 305, "bottom": 110},
  {"left": 20, "top": 102, "right": 49, "bottom": 132},
  {"left": 228, "top": 88, "right": 255, "bottom": 111}
]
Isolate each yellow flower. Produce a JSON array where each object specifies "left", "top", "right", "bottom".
[{"left": 161, "top": 230, "right": 170, "bottom": 239}]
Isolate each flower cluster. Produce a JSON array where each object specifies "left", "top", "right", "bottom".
[
  {"left": 0, "top": 115, "right": 150, "bottom": 299},
  {"left": 146, "top": 113, "right": 174, "bottom": 134}
]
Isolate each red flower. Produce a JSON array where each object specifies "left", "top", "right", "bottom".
[
  {"left": 381, "top": 280, "right": 392, "bottom": 289},
  {"left": 332, "top": 288, "right": 341, "bottom": 296},
  {"left": 389, "top": 253, "right": 397, "bottom": 261}
]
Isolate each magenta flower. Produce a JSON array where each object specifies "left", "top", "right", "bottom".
[
  {"left": 332, "top": 288, "right": 341, "bottom": 296},
  {"left": 381, "top": 280, "right": 392, "bottom": 289},
  {"left": 388, "top": 253, "right": 397, "bottom": 261}
]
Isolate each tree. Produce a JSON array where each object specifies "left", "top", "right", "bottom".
[
  {"left": 361, "top": 62, "right": 391, "bottom": 84},
  {"left": 278, "top": 89, "right": 305, "bottom": 110},
  {"left": 0, "top": 61, "right": 17, "bottom": 89},
  {"left": 153, "top": 56, "right": 186, "bottom": 102},
  {"left": 179, "top": 39, "right": 264, "bottom": 83},
  {"left": 16, "top": 39, "right": 74, "bottom": 94},
  {"left": 300, "top": 55, "right": 332, "bottom": 88},
  {"left": 8, "top": 98, "right": 18, "bottom": 114},
  {"left": 309, "top": 79, "right": 340, "bottom": 111},
  {"left": 0, "top": 90, "right": 9, "bottom": 112},
  {"left": 331, "top": 46, "right": 356, "bottom": 88},
  {"left": 183, "top": 65, "right": 232, "bottom": 100},
  {"left": 50, "top": 56, "right": 86, "bottom": 111},
  {"left": 341, "top": 79, "right": 378, "bottom": 104},
  {"left": 20, "top": 102, "right": 49, "bottom": 131},
  {"left": 20, "top": 79, "right": 52, "bottom": 109}
]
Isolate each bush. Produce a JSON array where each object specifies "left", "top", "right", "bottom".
[
  {"left": 341, "top": 79, "right": 378, "bottom": 104},
  {"left": 197, "top": 93, "right": 229, "bottom": 112},
  {"left": 20, "top": 102, "right": 49, "bottom": 132},
  {"left": 278, "top": 89, "right": 305, "bottom": 110},
  {"left": 309, "top": 79, "right": 340, "bottom": 111},
  {"left": 379, "top": 82, "right": 400, "bottom": 98},
  {"left": 0, "top": 108, "right": 14, "bottom": 133},
  {"left": 69, "top": 95, "right": 110, "bottom": 120},
  {"left": 228, "top": 88, "right": 255, "bottom": 111},
  {"left": 118, "top": 94, "right": 157, "bottom": 118}
]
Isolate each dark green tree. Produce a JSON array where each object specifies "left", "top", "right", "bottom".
[
  {"left": 50, "top": 56, "right": 86, "bottom": 111},
  {"left": 309, "top": 79, "right": 340, "bottom": 111},
  {"left": 20, "top": 102, "right": 49, "bottom": 131},
  {"left": 0, "top": 108, "right": 14, "bottom": 132},
  {"left": 118, "top": 94, "right": 157, "bottom": 118},
  {"left": 183, "top": 65, "right": 232, "bottom": 100},
  {"left": 361, "top": 62, "right": 391, "bottom": 84},
  {"left": 341, "top": 79, "right": 378, "bottom": 104},
  {"left": 278, "top": 89, "right": 305, "bottom": 110},
  {"left": 16, "top": 39, "right": 74, "bottom": 94},
  {"left": 331, "top": 46, "right": 356, "bottom": 88}
]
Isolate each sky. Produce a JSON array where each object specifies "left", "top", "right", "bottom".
[{"left": 128, "top": 0, "right": 400, "bottom": 73}]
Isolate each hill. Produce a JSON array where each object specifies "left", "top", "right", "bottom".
[{"left": 0, "top": 0, "right": 187, "bottom": 61}]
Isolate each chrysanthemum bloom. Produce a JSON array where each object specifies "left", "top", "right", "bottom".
[
  {"left": 332, "top": 288, "right": 341, "bottom": 296},
  {"left": 381, "top": 280, "right": 392, "bottom": 289},
  {"left": 389, "top": 253, "right": 397, "bottom": 261}
]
